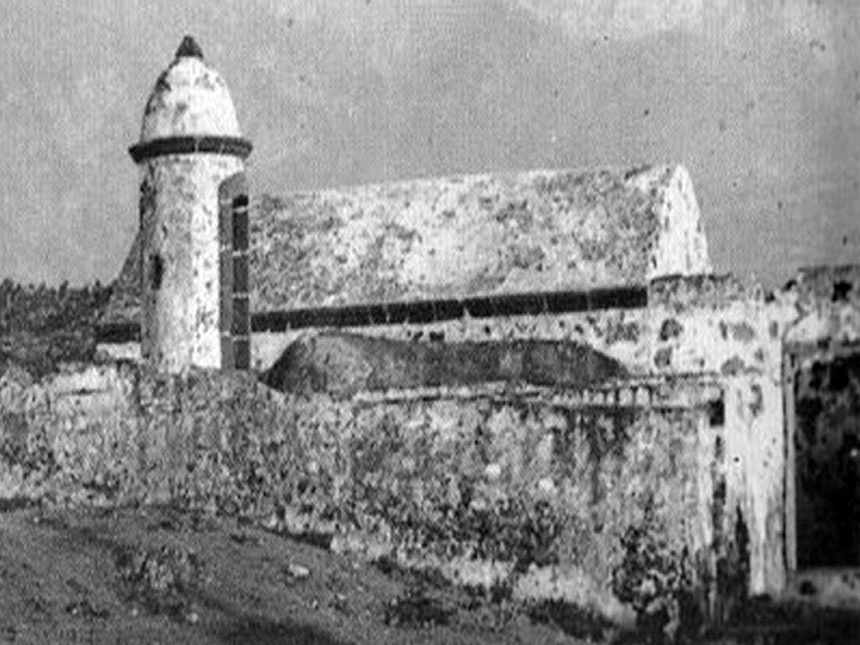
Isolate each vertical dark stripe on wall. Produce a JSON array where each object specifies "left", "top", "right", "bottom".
[
  {"left": 233, "top": 254, "right": 249, "bottom": 294},
  {"left": 220, "top": 334, "right": 234, "bottom": 370},
  {"left": 218, "top": 172, "right": 249, "bottom": 370},
  {"left": 232, "top": 199, "right": 249, "bottom": 252},
  {"left": 232, "top": 296, "right": 250, "bottom": 336},
  {"left": 218, "top": 182, "right": 234, "bottom": 368},
  {"left": 234, "top": 338, "right": 250, "bottom": 370},
  {"left": 231, "top": 190, "right": 251, "bottom": 370},
  {"left": 218, "top": 193, "right": 233, "bottom": 249},
  {"left": 219, "top": 249, "right": 233, "bottom": 333}
]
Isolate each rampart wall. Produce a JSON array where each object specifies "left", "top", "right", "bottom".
[
  {"left": 9, "top": 268, "right": 860, "bottom": 626},
  {"left": 0, "top": 361, "right": 724, "bottom": 626}
]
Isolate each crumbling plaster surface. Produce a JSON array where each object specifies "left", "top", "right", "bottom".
[
  {"left": 643, "top": 268, "right": 860, "bottom": 599},
  {"left": 139, "top": 154, "right": 244, "bottom": 372},
  {"left": 99, "top": 164, "right": 710, "bottom": 328},
  {"left": 783, "top": 265, "right": 860, "bottom": 349},
  {"left": 19, "top": 267, "right": 860, "bottom": 621},
  {"left": 250, "top": 274, "right": 784, "bottom": 381},
  {"left": 0, "top": 363, "right": 718, "bottom": 626},
  {"left": 251, "top": 164, "right": 709, "bottom": 310},
  {"left": 648, "top": 275, "right": 794, "bottom": 599},
  {"left": 255, "top": 271, "right": 860, "bottom": 602},
  {"left": 131, "top": 39, "right": 249, "bottom": 373},
  {"left": 139, "top": 51, "right": 242, "bottom": 142},
  {"left": 97, "top": 267, "right": 860, "bottom": 603},
  {"left": 246, "top": 273, "right": 781, "bottom": 375},
  {"left": 87, "top": 161, "right": 860, "bottom": 623}
]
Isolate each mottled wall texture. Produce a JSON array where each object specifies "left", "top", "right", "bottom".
[
  {"left": 0, "top": 362, "right": 720, "bottom": 629},
  {"left": 35, "top": 135, "right": 860, "bottom": 630},
  {"left": 138, "top": 155, "right": 244, "bottom": 371},
  {"left": 91, "top": 144, "right": 860, "bottom": 623},
  {"left": 99, "top": 163, "right": 709, "bottom": 334},
  {"left": 80, "top": 266, "right": 860, "bottom": 625}
]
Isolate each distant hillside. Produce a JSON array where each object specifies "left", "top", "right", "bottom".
[{"left": 0, "top": 279, "right": 112, "bottom": 378}]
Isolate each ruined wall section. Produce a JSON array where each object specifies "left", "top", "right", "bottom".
[
  {"left": 783, "top": 265, "right": 860, "bottom": 349},
  {"left": 253, "top": 274, "right": 779, "bottom": 385},
  {"left": 0, "top": 364, "right": 138, "bottom": 503},
  {"left": 647, "top": 274, "right": 795, "bottom": 599},
  {"left": 640, "top": 268, "right": 860, "bottom": 601},
  {"left": 246, "top": 271, "right": 796, "bottom": 602},
  {"left": 0, "top": 363, "right": 720, "bottom": 626}
]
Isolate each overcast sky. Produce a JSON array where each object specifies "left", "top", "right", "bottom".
[{"left": 1, "top": 0, "right": 858, "bottom": 287}]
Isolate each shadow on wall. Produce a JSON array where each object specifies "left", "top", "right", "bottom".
[{"left": 262, "top": 333, "right": 629, "bottom": 395}]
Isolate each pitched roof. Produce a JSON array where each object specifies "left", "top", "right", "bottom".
[{"left": 99, "top": 164, "right": 710, "bottom": 328}]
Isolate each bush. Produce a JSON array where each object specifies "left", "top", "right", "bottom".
[{"left": 0, "top": 279, "right": 113, "bottom": 377}]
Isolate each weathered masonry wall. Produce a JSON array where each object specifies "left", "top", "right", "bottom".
[
  {"left": 249, "top": 275, "right": 778, "bottom": 376},
  {"left": 648, "top": 275, "right": 791, "bottom": 599},
  {"left": 250, "top": 164, "right": 709, "bottom": 310},
  {"left": 12, "top": 265, "right": 860, "bottom": 619},
  {"left": 93, "top": 264, "right": 860, "bottom": 606},
  {"left": 139, "top": 153, "right": 244, "bottom": 371},
  {"left": 0, "top": 363, "right": 725, "bottom": 626},
  {"left": 129, "top": 37, "right": 252, "bottom": 373},
  {"left": 96, "top": 163, "right": 711, "bottom": 334},
  {"left": 251, "top": 272, "right": 804, "bottom": 601},
  {"left": 251, "top": 287, "right": 649, "bottom": 374}
]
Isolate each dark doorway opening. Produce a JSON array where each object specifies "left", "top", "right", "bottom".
[{"left": 793, "top": 351, "right": 860, "bottom": 568}]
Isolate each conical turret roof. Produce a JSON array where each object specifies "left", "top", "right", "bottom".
[{"left": 137, "top": 36, "right": 242, "bottom": 143}]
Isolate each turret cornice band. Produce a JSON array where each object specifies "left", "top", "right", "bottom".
[{"left": 129, "top": 136, "right": 253, "bottom": 163}]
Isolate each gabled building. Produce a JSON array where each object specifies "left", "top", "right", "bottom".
[{"left": 96, "top": 38, "right": 860, "bottom": 619}]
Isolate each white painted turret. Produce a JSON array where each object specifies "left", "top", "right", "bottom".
[
  {"left": 131, "top": 36, "right": 252, "bottom": 373},
  {"left": 139, "top": 38, "right": 241, "bottom": 141}
]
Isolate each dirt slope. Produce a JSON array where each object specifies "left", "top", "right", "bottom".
[
  {"left": 2, "top": 504, "right": 858, "bottom": 644},
  {"left": 0, "top": 504, "right": 586, "bottom": 645}
]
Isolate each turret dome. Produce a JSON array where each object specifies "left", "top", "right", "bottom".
[{"left": 130, "top": 36, "right": 251, "bottom": 162}]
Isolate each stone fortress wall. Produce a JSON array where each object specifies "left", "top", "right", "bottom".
[
  {"left": 6, "top": 37, "right": 860, "bottom": 632},
  {"left": 0, "top": 350, "right": 717, "bottom": 627},
  {"left": 6, "top": 258, "right": 860, "bottom": 627}
]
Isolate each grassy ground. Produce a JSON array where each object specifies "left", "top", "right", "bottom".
[
  {"left": 0, "top": 503, "right": 857, "bottom": 645},
  {"left": 0, "top": 503, "right": 598, "bottom": 645}
]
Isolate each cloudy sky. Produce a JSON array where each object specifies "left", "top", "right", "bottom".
[{"left": 1, "top": 0, "right": 858, "bottom": 287}]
